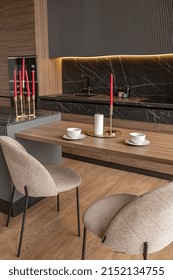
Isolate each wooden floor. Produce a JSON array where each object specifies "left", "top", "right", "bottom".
[{"left": 0, "top": 157, "right": 172, "bottom": 260}]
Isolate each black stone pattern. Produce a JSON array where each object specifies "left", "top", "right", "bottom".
[
  {"left": 39, "top": 55, "right": 173, "bottom": 124},
  {"left": 0, "top": 107, "right": 59, "bottom": 126}
]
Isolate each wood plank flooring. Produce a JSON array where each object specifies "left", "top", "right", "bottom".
[{"left": 0, "top": 157, "right": 172, "bottom": 260}]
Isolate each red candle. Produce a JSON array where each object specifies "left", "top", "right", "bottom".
[
  {"left": 19, "top": 70, "right": 22, "bottom": 96},
  {"left": 25, "top": 70, "right": 30, "bottom": 97},
  {"left": 14, "top": 69, "right": 17, "bottom": 97},
  {"left": 110, "top": 73, "right": 113, "bottom": 106},
  {"left": 32, "top": 70, "right": 35, "bottom": 96},
  {"left": 22, "top": 58, "right": 25, "bottom": 82}
]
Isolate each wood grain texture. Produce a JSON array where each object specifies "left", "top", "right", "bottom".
[
  {"left": 5, "top": 0, "right": 36, "bottom": 56},
  {"left": 0, "top": 98, "right": 11, "bottom": 107},
  {"left": 62, "top": 113, "right": 173, "bottom": 134},
  {"left": 0, "top": 0, "right": 10, "bottom": 97},
  {"left": 0, "top": 157, "right": 171, "bottom": 260},
  {"left": 16, "top": 120, "right": 173, "bottom": 175},
  {"left": 0, "top": 0, "right": 61, "bottom": 100},
  {"left": 34, "top": 0, "right": 62, "bottom": 95}
]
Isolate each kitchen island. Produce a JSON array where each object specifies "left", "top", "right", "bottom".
[
  {"left": 0, "top": 107, "right": 61, "bottom": 216},
  {"left": 16, "top": 118, "right": 173, "bottom": 179}
]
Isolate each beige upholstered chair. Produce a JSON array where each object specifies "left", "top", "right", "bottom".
[
  {"left": 82, "top": 182, "right": 173, "bottom": 260},
  {"left": 0, "top": 136, "right": 81, "bottom": 257}
]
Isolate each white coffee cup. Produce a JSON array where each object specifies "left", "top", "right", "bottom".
[
  {"left": 130, "top": 132, "right": 146, "bottom": 144},
  {"left": 67, "top": 127, "right": 81, "bottom": 138}
]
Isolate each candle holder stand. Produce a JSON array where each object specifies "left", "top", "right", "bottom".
[
  {"left": 105, "top": 105, "right": 115, "bottom": 136},
  {"left": 14, "top": 95, "right": 36, "bottom": 121},
  {"left": 86, "top": 106, "right": 121, "bottom": 138},
  {"left": 14, "top": 96, "right": 18, "bottom": 117}
]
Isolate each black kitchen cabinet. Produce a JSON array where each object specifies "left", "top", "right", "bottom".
[{"left": 48, "top": 0, "right": 173, "bottom": 57}]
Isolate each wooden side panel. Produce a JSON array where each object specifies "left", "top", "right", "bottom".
[
  {"left": 0, "top": 0, "right": 10, "bottom": 97},
  {"left": 34, "top": 0, "right": 62, "bottom": 95},
  {"left": 5, "top": 0, "right": 36, "bottom": 56}
]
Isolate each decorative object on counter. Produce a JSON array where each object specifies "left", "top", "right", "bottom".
[
  {"left": 125, "top": 132, "right": 149, "bottom": 146},
  {"left": 19, "top": 70, "right": 23, "bottom": 115},
  {"left": 106, "top": 73, "right": 114, "bottom": 136},
  {"left": 13, "top": 69, "right": 18, "bottom": 117},
  {"left": 118, "top": 91, "right": 124, "bottom": 98},
  {"left": 86, "top": 113, "right": 121, "bottom": 138},
  {"left": 32, "top": 70, "right": 36, "bottom": 116},
  {"left": 123, "top": 86, "right": 131, "bottom": 98},
  {"left": 22, "top": 58, "right": 26, "bottom": 114},
  {"left": 130, "top": 132, "right": 146, "bottom": 144},
  {"left": 66, "top": 127, "right": 81, "bottom": 138},
  {"left": 63, "top": 134, "right": 85, "bottom": 140},
  {"left": 125, "top": 139, "right": 150, "bottom": 146},
  {"left": 86, "top": 75, "right": 121, "bottom": 138},
  {"left": 63, "top": 127, "right": 85, "bottom": 140},
  {"left": 86, "top": 129, "right": 121, "bottom": 138},
  {"left": 94, "top": 113, "right": 104, "bottom": 135},
  {"left": 13, "top": 58, "right": 36, "bottom": 121}
]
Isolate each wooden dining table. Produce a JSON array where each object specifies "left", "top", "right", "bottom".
[{"left": 15, "top": 120, "right": 173, "bottom": 177}]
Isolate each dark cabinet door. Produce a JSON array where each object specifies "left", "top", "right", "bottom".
[
  {"left": 48, "top": 0, "right": 83, "bottom": 57},
  {"left": 48, "top": 0, "right": 173, "bottom": 57}
]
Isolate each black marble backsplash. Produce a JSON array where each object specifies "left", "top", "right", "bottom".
[{"left": 62, "top": 55, "right": 173, "bottom": 99}]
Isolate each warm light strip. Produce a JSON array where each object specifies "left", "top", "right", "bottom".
[{"left": 62, "top": 53, "right": 173, "bottom": 59}]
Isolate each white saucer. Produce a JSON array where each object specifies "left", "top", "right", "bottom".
[
  {"left": 125, "top": 139, "right": 150, "bottom": 146},
  {"left": 63, "top": 134, "right": 85, "bottom": 140}
]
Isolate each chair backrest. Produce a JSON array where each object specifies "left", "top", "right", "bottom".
[
  {"left": 0, "top": 136, "right": 58, "bottom": 197},
  {"left": 104, "top": 181, "right": 173, "bottom": 255}
]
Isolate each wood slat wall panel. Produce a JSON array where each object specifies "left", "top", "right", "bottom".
[
  {"left": 0, "top": 98, "right": 11, "bottom": 107},
  {"left": 0, "top": 0, "right": 10, "bottom": 97}
]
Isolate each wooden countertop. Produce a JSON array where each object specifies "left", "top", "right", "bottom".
[{"left": 16, "top": 120, "right": 173, "bottom": 176}]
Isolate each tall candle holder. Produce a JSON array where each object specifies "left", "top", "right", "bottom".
[
  {"left": 14, "top": 96, "right": 18, "bottom": 117},
  {"left": 14, "top": 95, "right": 36, "bottom": 120},
  {"left": 19, "top": 95, "right": 24, "bottom": 115},
  {"left": 13, "top": 58, "right": 36, "bottom": 121},
  {"left": 104, "top": 104, "right": 117, "bottom": 137},
  {"left": 32, "top": 95, "right": 36, "bottom": 116}
]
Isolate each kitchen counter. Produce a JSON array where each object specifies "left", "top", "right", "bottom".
[
  {"left": 39, "top": 94, "right": 173, "bottom": 125},
  {"left": 0, "top": 106, "right": 60, "bottom": 126},
  {"left": 39, "top": 94, "right": 173, "bottom": 110}
]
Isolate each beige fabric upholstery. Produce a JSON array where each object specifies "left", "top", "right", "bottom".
[
  {"left": 83, "top": 181, "right": 173, "bottom": 256},
  {"left": 104, "top": 182, "right": 173, "bottom": 255},
  {"left": 0, "top": 136, "right": 81, "bottom": 197},
  {"left": 45, "top": 165, "right": 81, "bottom": 193},
  {"left": 83, "top": 194, "right": 138, "bottom": 238}
]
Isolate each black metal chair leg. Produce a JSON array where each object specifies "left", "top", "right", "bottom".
[
  {"left": 76, "top": 186, "right": 80, "bottom": 237},
  {"left": 143, "top": 241, "right": 148, "bottom": 260},
  {"left": 17, "top": 186, "right": 29, "bottom": 258},
  {"left": 57, "top": 194, "right": 59, "bottom": 211},
  {"left": 82, "top": 226, "right": 87, "bottom": 260},
  {"left": 6, "top": 185, "right": 15, "bottom": 227}
]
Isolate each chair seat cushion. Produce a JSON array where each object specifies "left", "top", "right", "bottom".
[
  {"left": 45, "top": 164, "right": 81, "bottom": 192},
  {"left": 83, "top": 194, "right": 138, "bottom": 238}
]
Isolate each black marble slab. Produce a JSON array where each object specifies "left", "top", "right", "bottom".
[
  {"left": 38, "top": 97, "right": 173, "bottom": 125},
  {"left": 0, "top": 106, "right": 60, "bottom": 126},
  {"left": 62, "top": 55, "right": 173, "bottom": 101},
  {"left": 39, "top": 94, "right": 173, "bottom": 110}
]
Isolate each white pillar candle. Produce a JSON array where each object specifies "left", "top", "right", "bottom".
[{"left": 94, "top": 114, "right": 104, "bottom": 135}]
